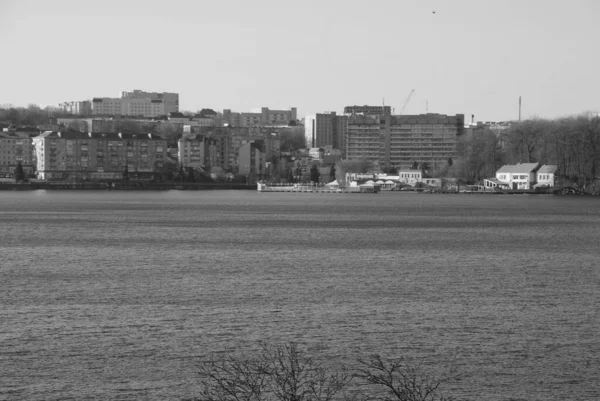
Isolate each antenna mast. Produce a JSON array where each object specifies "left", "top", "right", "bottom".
[{"left": 518, "top": 96, "right": 522, "bottom": 121}]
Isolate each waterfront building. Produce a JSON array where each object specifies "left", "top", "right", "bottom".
[
  {"left": 178, "top": 134, "right": 210, "bottom": 168},
  {"left": 345, "top": 114, "right": 381, "bottom": 162},
  {"left": 222, "top": 107, "right": 297, "bottom": 127},
  {"left": 0, "top": 132, "right": 36, "bottom": 175},
  {"left": 535, "top": 165, "right": 558, "bottom": 187},
  {"left": 176, "top": 125, "right": 280, "bottom": 173},
  {"left": 345, "top": 112, "right": 464, "bottom": 170},
  {"left": 398, "top": 169, "right": 424, "bottom": 186},
  {"left": 238, "top": 140, "right": 265, "bottom": 180},
  {"left": 32, "top": 131, "right": 167, "bottom": 180},
  {"left": 388, "top": 113, "right": 464, "bottom": 170},
  {"left": 483, "top": 162, "right": 541, "bottom": 190}
]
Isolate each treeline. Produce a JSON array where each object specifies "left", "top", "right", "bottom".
[
  {"left": 0, "top": 104, "right": 69, "bottom": 126},
  {"left": 455, "top": 114, "right": 600, "bottom": 189},
  {"left": 189, "top": 342, "right": 461, "bottom": 401}
]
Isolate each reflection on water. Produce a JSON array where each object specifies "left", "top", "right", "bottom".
[{"left": 1, "top": 191, "right": 599, "bottom": 400}]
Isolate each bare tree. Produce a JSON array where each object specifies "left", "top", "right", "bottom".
[
  {"left": 355, "top": 355, "right": 458, "bottom": 401},
  {"left": 196, "top": 353, "right": 269, "bottom": 401},
  {"left": 193, "top": 343, "right": 352, "bottom": 401}
]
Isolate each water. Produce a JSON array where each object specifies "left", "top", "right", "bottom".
[{"left": 1, "top": 190, "right": 599, "bottom": 400}]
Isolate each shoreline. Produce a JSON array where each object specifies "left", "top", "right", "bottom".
[
  {"left": 0, "top": 182, "right": 595, "bottom": 196},
  {"left": 0, "top": 182, "right": 255, "bottom": 191}
]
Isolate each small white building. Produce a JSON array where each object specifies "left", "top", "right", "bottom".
[
  {"left": 421, "top": 178, "right": 442, "bottom": 188},
  {"left": 484, "top": 163, "right": 540, "bottom": 190},
  {"left": 398, "top": 169, "right": 423, "bottom": 186},
  {"left": 535, "top": 165, "right": 558, "bottom": 188}
]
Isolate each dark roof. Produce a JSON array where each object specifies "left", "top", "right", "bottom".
[
  {"left": 168, "top": 112, "right": 187, "bottom": 119},
  {"left": 35, "top": 131, "right": 166, "bottom": 141}
]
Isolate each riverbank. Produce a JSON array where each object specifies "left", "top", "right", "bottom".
[{"left": 0, "top": 181, "right": 255, "bottom": 191}]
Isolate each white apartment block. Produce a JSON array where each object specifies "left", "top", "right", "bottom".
[
  {"left": 91, "top": 89, "right": 179, "bottom": 117},
  {"left": 121, "top": 90, "right": 179, "bottom": 114},
  {"left": 58, "top": 101, "right": 92, "bottom": 115},
  {"left": 222, "top": 107, "right": 297, "bottom": 127}
]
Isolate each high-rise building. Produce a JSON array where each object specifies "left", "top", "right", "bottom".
[
  {"left": 345, "top": 114, "right": 381, "bottom": 162},
  {"left": 305, "top": 112, "right": 347, "bottom": 154},
  {"left": 388, "top": 113, "right": 464, "bottom": 169},
  {"left": 346, "top": 112, "right": 464, "bottom": 170}
]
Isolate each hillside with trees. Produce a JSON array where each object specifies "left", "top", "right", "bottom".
[{"left": 453, "top": 114, "right": 600, "bottom": 190}]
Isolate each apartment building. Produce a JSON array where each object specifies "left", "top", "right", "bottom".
[
  {"left": 0, "top": 132, "right": 36, "bottom": 174},
  {"left": 238, "top": 141, "right": 265, "bottom": 180},
  {"left": 91, "top": 89, "right": 179, "bottom": 117},
  {"left": 92, "top": 97, "right": 165, "bottom": 117},
  {"left": 58, "top": 101, "right": 92, "bottom": 116},
  {"left": 344, "top": 105, "right": 391, "bottom": 116},
  {"left": 305, "top": 112, "right": 347, "bottom": 153},
  {"left": 32, "top": 131, "right": 167, "bottom": 180},
  {"left": 389, "top": 113, "right": 464, "bottom": 170},
  {"left": 346, "top": 112, "right": 464, "bottom": 170},
  {"left": 222, "top": 107, "right": 297, "bottom": 127},
  {"left": 345, "top": 114, "right": 382, "bottom": 163},
  {"left": 121, "top": 90, "right": 179, "bottom": 114},
  {"left": 178, "top": 135, "right": 210, "bottom": 168},
  {"left": 246, "top": 126, "right": 280, "bottom": 161}
]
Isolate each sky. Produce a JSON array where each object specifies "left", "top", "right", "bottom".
[{"left": 1, "top": 0, "right": 599, "bottom": 122}]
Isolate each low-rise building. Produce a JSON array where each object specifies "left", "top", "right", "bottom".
[
  {"left": 535, "top": 164, "right": 558, "bottom": 187},
  {"left": 484, "top": 163, "right": 541, "bottom": 190},
  {"left": 398, "top": 169, "right": 424, "bottom": 186}
]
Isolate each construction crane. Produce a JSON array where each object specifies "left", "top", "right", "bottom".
[{"left": 399, "top": 89, "right": 415, "bottom": 115}]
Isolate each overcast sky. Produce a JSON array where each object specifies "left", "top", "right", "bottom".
[{"left": 1, "top": 0, "right": 598, "bottom": 122}]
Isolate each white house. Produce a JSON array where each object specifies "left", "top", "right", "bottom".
[
  {"left": 398, "top": 169, "right": 423, "bottom": 186},
  {"left": 534, "top": 165, "right": 558, "bottom": 188},
  {"left": 484, "top": 163, "right": 540, "bottom": 190}
]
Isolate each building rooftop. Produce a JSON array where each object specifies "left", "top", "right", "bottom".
[
  {"left": 34, "top": 131, "right": 165, "bottom": 140},
  {"left": 497, "top": 163, "right": 540, "bottom": 174},
  {"left": 537, "top": 164, "right": 558, "bottom": 174}
]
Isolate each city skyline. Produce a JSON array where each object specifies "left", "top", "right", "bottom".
[{"left": 1, "top": 0, "right": 599, "bottom": 122}]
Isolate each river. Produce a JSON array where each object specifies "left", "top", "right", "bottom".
[{"left": 1, "top": 190, "right": 599, "bottom": 400}]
